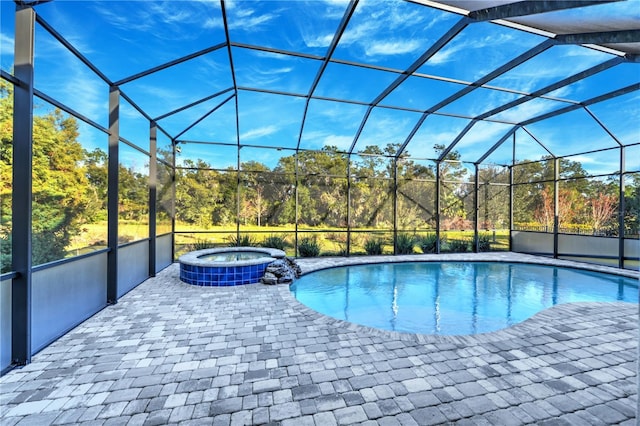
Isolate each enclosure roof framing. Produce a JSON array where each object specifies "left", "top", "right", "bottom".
[{"left": 6, "top": 0, "right": 638, "bottom": 165}]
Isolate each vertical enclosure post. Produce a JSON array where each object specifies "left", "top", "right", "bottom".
[
  {"left": 149, "top": 123, "right": 157, "bottom": 276},
  {"left": 236, "top": 146, "right": 241, "bottom": 245},
  {"left": 553, "top": 157, "right": 560, "bottom": 258},
  {"left": 393, "top": 158, "right": 398, "bottom": 255},
  {"left": 171, "top": 140, "right": 176, "bottom": 262},
  {"left": 11, "top": 4, "right": 35, "bottom": 366},
  {"left": 435, "top": 161, "right": 441, "bottom": 253},
  {"left": 473, "top": 164, "right": 479, "bottom": 253},
  {"left": 509, "top": 165, "right": 514, "bottom": 251},
  {"left": 107, "top": 86, "right": 120, "bottom": 303},
  {"left": 618, "top": 146, "right": 625, "bottom": 269},
  {"left": 509, "top": 132, "right": 516, "bottom": 251},
  {"left": 346, "top": 156, "right": 351, "bottom": 256},
  {"left": 294, "top": 152, "right": 299, "bottom": 255}
]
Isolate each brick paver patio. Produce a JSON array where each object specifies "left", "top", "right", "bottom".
[{"left": 1, "top": 253, "right": 637, "bottom": 425}]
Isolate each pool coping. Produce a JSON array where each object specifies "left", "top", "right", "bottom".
[
  {"left": 280, "top": 252, "right": 639, "bottom": 346},
  {"left": 293, "top": 252, "right": 640, "bottom": 278}
]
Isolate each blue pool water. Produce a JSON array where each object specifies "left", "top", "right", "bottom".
[
  {"left": 290, "top": 262, "right": 639, "bottom": 335},
  {"left": 199, "top": 251, "right": 268, "bottom": 262}
]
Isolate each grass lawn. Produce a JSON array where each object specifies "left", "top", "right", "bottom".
[{"left": 70, "top": 221, "right": 510, "bottom": 258}]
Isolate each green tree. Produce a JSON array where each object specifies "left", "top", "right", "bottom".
[
  {"left": 0, "top": 80, "right": 106, "bottom": 271},
  {"left": 1, "top": 80, "right": 98, "bottom": 268},
  {"left": 298, "top": 147, "right": 348, "bottom": 227},
  {"left": 623, "top": 173, "right": 640, "bottom": 236},
  {"left": 240, "top": 161, "right": 270, "bottom": 226},
  {"left": 32, "top": 109, "right": 96, "bottom": 264},
  {"left": 477, "top": 165, "right": 509, "bottom": 229},
  {"left": 351, "top": 146, "right": 393, "bottom": 228},
  {"left": 156, "top": 159, "right": 174, "bottom": 234},
  {"left": 0, "top": 81, "right": 13, "bottom": 271},
  {"left": 119, "top": 163, "right": 148, "bottom": 221},
  {"left": 512, "top": 156, "right": 589, "bottom": 230},
  {"left": 84, "top": 148, "right": 108, "bottom": 221},
  {"left": 396, "top": 149, "right": 436, "bottom": 230},
  {"left": 432, "top": 144, "right": 470, "bottom": 229},
  {"left": 175, "top": 160, "right": 229, "bottom": 227}
]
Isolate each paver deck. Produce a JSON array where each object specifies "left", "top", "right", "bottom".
[{"left": 1, "top": 253, "right": 638, "bottom": 425}]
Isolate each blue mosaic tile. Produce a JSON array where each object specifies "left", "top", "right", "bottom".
[{"left": 180, "top": 260, "right": 274, "bottom": 286}]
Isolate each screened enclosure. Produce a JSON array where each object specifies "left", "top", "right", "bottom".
[{"left": 1, "top": 0, "right": 638, "bottom": 368}]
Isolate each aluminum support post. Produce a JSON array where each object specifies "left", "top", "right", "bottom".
[
  {"left": 473, "top": 164, "right": 479, "bottom": 253},
  {"left": 149, "top": 123, "right": 157, "bottom": 276},
  {"left": 107, "top": 86, "right": 120, "bottom": 303},
  {"left": 619, "top": 146, "right": 625, "bottom": 269},
  {"left": 11, "top": 4, "right": 36, "bottom": 366},
  {"left": 393, "top": 159, "right": 398, "bottom": 255},
  {"left": 553, "top": 158, "right": 560, "bottom": 258},
  {"left": 435, "top": 161, "right": 441, "bottom": 253}
]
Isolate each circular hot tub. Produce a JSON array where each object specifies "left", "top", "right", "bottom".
[{"left": 179, "top": 246, "right": 286, "bottom": 286}]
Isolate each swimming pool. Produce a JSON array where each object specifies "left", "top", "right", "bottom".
[{"left": 290, "top": 262, "right": 638, "bottom": 335}]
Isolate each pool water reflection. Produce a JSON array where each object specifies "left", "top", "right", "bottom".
[{"left": 290, "top": 262, "right": 638, "bottom": 335}]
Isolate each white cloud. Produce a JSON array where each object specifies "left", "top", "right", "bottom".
[
  {"left": 405, "top": 133, "right": 453, "bottom": 160},
  {"left": 323, "top": 134, "right": 354, "bottom": 150},
  {"left": 429, "top": 46, "right": 461, "bottom": 66},
  {"left": 203, "top": 17, "right": 223, "bottom": 29},
  {"left": 236, "top": 8, "right": 256, "bottom": 18},
  {"left": 355, "top": 110, "right": 421, "bottom": 150},
  {"left": 92, "top": 1, "right": 220, "bottom": 41},
  {"left": 430, "top": 33, "right": 513, "bottom": 67},
  {"left": 300, "top": 32, "right": 334, "bottom": 49},
  {"left": 339, "top": 20, "right": 376, "bottom": 47},
  {"left": 490, "top": 44, "right": 613, "bottom": 95},
  {"left": 240, "top": 125, "right": 279, "bottom": 140},
  {"left": 226, "top": 6, "right": 278, "bottom": 31},
  {"left": 134, "top": 84, "right": 184, "bottom": 105},
  {"left": 546, "top": 85, "right": 573, "bottom": 99},
  {"left": 64, "top": 72, "right": 106, "bottom": 121},
  {"left": 197, "top": 55, "right": 231, "bottom": 76},
  {"left": 336, "top": 0, "right": 454, "bottom": 62},
  {"left": 321, "top": 0, "right": 351, "bottom": 6},
  {"left": 492, "top": 98, "right": 562, "bottom": 124},
  {"left": 300, "top": 128, "right": 355, "bottom": 150},
  {"left": 234, "top": 50, "right": 300, "bottom": 88},
  {"left": 257, "top": 66, "right": 293, "bottom": 75},
  {"left": 0, "top": 33, "right": 13, "bottom": 72},
  {"left": 236, "top": 64, "right": 292, "bottom": 88},
  {"left": 450, "top": 121, "right": 514, "bottom": 161},
  {"left": 1, "top": 32, "right": 14, "bottom": 55},
  {"left": 366, "top": 40, "right": 422, "bottom": 57},
  {"left": 91, "top": 4, "right": 152, "bottom": 33},
  {"left": 30, "top": 32, "right": 107, "bottom": 125}
]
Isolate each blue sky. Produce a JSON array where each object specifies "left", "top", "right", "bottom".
[{"left": 1, "top": 0, "right": 638, "bottom": 174}]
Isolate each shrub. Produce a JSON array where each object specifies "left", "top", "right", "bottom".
[
  {"left": 447, "top": 239, "right": 469, "bottom": 253},
  {"left": 298, "top": 237, "right": 320, "bottom": 257},
  {"left": 326, "top": 232, "right": 347, "bottom": 243},
  {"left": 192, "top": 239, "right": 215, "bottom": 250},
  {"left": 417, "top": 233, "right": 439, "bottom": 254},
  {"left": 260, "top": 234, "right": 288, "bottom": 250},
  {"left": 350, "top": 233, "right": 366, "bottom": 249},
  {"left": 477, "top": 233, "right": 491, "bottom": 252},
  {"left": 0, "top": 234, "right": 10, "bottom": 273},
  {"left": 227, "top": 234, "right": 256, "bottom": 246},
  {"left": 396, "top": 233, "right": 415, "bottom": 255},
  {"left": 364, "top": 237, "right": 383, "bottom": 255}
]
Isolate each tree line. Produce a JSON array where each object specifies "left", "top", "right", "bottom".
[{"left": 174, "top": 143, "right": 506, "bottom": 231}]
